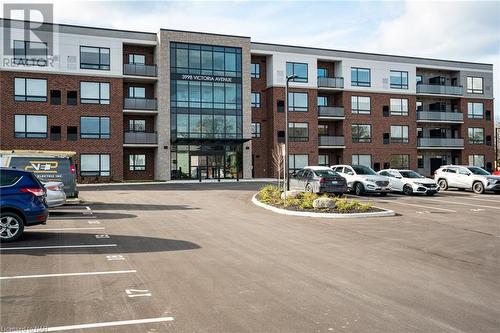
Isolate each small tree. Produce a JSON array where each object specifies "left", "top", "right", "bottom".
[{"left": 272, "top": 144, "right": 285, "bottom": 192}]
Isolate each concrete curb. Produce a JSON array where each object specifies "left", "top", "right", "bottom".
[
  {"left": 251, "top": 194, "right": 396, "bottom": 219},
  {"left": 78, "top": 179, "right": 276, "bottom": 187}
]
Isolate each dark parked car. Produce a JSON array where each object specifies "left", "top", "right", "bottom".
[
  {"left": 289, "top": 166, "right": 348, "bottom": 195},
  {"left": 0, "top": 168, "right": 49, "bottom": 242}
]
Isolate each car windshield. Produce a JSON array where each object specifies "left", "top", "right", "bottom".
[
  {"left": 399, "top": 171, "right": 423, "bottom": 179},
  {"left": 467, "top": 167, "right": 490, "bottom": 175},
  {"left": 314, "top": 169, "right": 339, "bottom": 178},
  {"left": 352, "top": 165, "right": 377, "bottom": 175}
]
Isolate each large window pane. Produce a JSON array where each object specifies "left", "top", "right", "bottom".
[{"left": 286, "top": 62, "right": 308, "bottom": 82}]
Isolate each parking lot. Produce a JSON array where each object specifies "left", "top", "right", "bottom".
[{"left": 1, "top": 182, "right": 499, "bottom": 332}]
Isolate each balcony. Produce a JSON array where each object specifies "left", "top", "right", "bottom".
[
  {"left": 123, "top": 97, "right": 157, "bottom": 111},
  {"left": 123, "top": 63, "right": 157, "bottom": 77},
  {"left": 417, "top": 111, "right": 464, "bottom": 123},
  {"left": 416, "top": 84, "right": 463, "bottom": 96},
  {"left": 318, "top": 136, "right": 345, "bottom": 148},
  {"left": 317, "top": 77, "right": 344, "bottom": 89},
  {"left": 124, "top": 132, "right": 158, "bottom": 145},
  {"left": 318, "top": 106, "right": 345, "bottom": 119},
  {"left": 417, "top": 138, "right": 464, "bottom": 149}
]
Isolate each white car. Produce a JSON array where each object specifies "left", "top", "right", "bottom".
[
  {"left": 434, "top": 165, "right": 500, "bottom": 194},
  {"left": 378, "top": 169, "right": 438, "bottom": 196},
  {"left": 331, "top": 164, "right": 391, "bottom": 196},
  {"left": 43, "top": 181, "right": 67, "bottom": 207}
]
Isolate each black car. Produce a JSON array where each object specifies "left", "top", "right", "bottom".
[{"left": 290, "top": 166, "right": 348, "bottom": 195}]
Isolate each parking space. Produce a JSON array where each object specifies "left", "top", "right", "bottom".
[{"left": 1, "top": 182, "right": 499, "bottom": 332}]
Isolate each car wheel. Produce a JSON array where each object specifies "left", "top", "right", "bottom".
[
  {"left": 0, "top": 212, "right": 24, "bottom": 242},
  {"left": 438, "top": 179, "right": 448, "bottom": 191},
  {"left": 472, "top": 181, "right": 485, "bottom": 194},
  {"left": 305, "top": 184, "right": 314, "bottom": 193},
  {"left": 403, "top": 185, "right": 413, "bottom": 196},
  {"left": 354, "top": 182, "right": 364, "bottom": 196}
]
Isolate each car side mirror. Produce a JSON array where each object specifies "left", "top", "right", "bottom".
[
  {"left": 395, "top": 176, "right": 402, "bottom": 179},
  {"left": 347, "top": 172, "right": 354, "bottom": 175}
]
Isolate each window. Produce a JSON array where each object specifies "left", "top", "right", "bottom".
[
  {"left": 288, "top": 92, "right": 308, "bottom": 112},
  {"left": 251, "top": 122, "right": 261, "bottom": 138},
  {"left": 80, "top": 154, "right": 110, "bottom": 176},
  {"left": 390, "top": 70, "right": 408, "bottom": 89},
  {"left": 289, "top": 122, "right": 309, "bottom": 142},
  {"left": 390, "top": 125, "right": 409, "bottom": 143},
  {"left": 67, "top": 126, "right": 77, "bottom": 141},
  {"left": 467, "top": 102, "right": 484, "bottom": 119},
  {"left": 129, "top": 154, "right": 146, "bottom": 171},
  {"left": 318, "top": 124, "right": 328, "bottom": 136},
  {"left": 416, "top": 75, "right": 423, "bottom": 85},
  {"left": 416, "top": 101, "right": 423, "bottom": 111},
  {"left": 13, "top": 40, "right": 47, "bottom": 66},
  {"left": 80, "top": 46, "right": 110, "bottom": 70},
  {"left": 417, "top": 155, "right": 424, "bottom": 168},
  {"left": 129, "top": 119, "right": 146, "bottom": 132},
  {"left": 128, "top": 54, "right": 145, "bottom": 65},
  {"left": 467, "top": 77, "right": 483, "bottom": 94},
  {"left": 14, "top": 78, "right": 47, "bottom": 102},
  {"left": 50, "top": 90, "right": 61, "bottom": 105},
  {"left": 289, "top": 154, "right": 309, "bottom": 172},
  {"left": 351, "top": 124, "right": 371, "bottom": 143},
  {"left": 351, "top": 67, "right": 371, "bottom": 87},
  {"left": 468, "top": 155, "right": 485, "bottom": 168},
  {"left": 80, "top": 82, "right": 110, "bottom": 104},
  {"left": 352, "top": 154, "right": 372, "bottom": 167},
  {"left": 50, "top": 126, "right": 61, "bottom": 141},
  {"left": 317, "top": 68, "right": 328, "bottom": 78},
  {"left": 80, "top": 117, "right": 110, "bottom": 139},
  {"left": 14, "top": 115, "right": 47, "bottom": 138},
  {"left": 318, "top": 154, "right": 329, "bottom": 167},
  {"left": 251, "top": 92, "right": 261, "bottom": 108},
  {"left": 251, "top": 63, "right": 260, "bottom": 78},
  {"left": 317, "top": 96, "right": 327, "bottom": 107},
  {"left": 468, "top": 127, "right": 484, "bottom": 144},
  {"left": 390, "top": 98, "right": 409, "bottom": 116},
  {"left": 286, "top": 62, "right": 308, "bottom": 82},
  {"left": 390, "top": 155, "right": 410, "bottom": 169},
  {"left": 67, "top": 91, "right": 78, "bottom": 105},
  {"left": 351, "top": 96, "right": 371, "bottom": 114},
  {"left": 129, "top": 86, "right": 146, "bottom": 98}
]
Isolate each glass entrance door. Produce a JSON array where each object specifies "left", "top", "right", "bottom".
[{"left": 190, "top": 154, "right": 224, "bottom": 179}]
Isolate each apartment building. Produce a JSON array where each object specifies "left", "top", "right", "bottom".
[{"left": 0, "top": 19, "right": 495, "bottom": 181}]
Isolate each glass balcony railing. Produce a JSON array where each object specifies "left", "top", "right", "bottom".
[
  {"left": 317, "top": 77, "right": 344, "bottom": 89},
  {"left": 416, "top": 84, "right": 463, "bottom": 96},
  {"left": 318, "top": 106, "right": 345, "bottom": 118},
  {"left": 124, "top": 132, "right": 158, "bottom": 145},
  {"left": 417, "top": 138, "right": 464, "bottom": 148},
  {"left": 123, "top": 97, "right": 157, "bottom": 110},
  {"left": 123, "top": 63, "right": 157, "bottom": 77},
  {"left": 318, "top": 136, "right": 345, "bottom": 147},
  {"left": 417, "top": 111, "right": 464, "bottom": 122}
]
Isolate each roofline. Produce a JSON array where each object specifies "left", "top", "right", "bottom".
[
  {"left": 251, "top": 41, "right": 493, "bottom": 68},
  {"left": 160, "top": 28, "right": 250, "bottom": 40}
]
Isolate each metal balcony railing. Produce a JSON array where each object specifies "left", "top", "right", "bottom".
[
  {"left": 318, "top": 106, "right": 345, "bottom": 118},
  {"left": 417, "top": 111, "right": 464, "bottom": 122},
  {"left": 318, "top": 136, "right": 345, "bottom": 147},
  {"left": 317, "top": 77, "right": 344, "bottom": 89},
  {"left": 123, "top": 63, "right": 157, "bottom": 77},
  {"left": 417, "top": 138, "right": 464, "bottom": 148},
  {"left": 416, "top": 84, "right": 463, "bottom": 96},
  {"left": 123, "top": 97, "right": 157, "bottom": 110},
  {"left": 124, "top": 132, "right": 158, "bottom": 144}
]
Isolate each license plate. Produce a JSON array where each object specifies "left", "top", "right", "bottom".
[{"left": 329, "top": 181, "right": 338, "bottom": 185}]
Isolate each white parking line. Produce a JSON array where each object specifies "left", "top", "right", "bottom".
[
  {"left": 28, "top": 227, "right": 105, "bottom": 231},
  {"left": 463, "top": 197, "right": 500, "bottom": 204},
  {"left": 377, "top": 200, "right": 457, "bottom": 212},
  {"left": 409, "top": 198, "right": 500, "bottom": 210},
  {"left": 1, "top": 317, "right": 174, "bottom": 333},
  {"left": 85, "top": 206, "right": 92, "bottom": 211},
  {"left": 0, "top": 244, "right": 117, "bottom": 251},
  {"left": 0, "top": 270, "right": 136, "bottom": 281}
]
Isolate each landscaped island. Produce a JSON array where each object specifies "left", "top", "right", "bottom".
[{"left": 256, "top": 185, "right": 379, "bottom": 214}]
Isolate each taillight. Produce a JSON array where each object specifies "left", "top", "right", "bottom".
[
  {"left": 47, "top": 185, "right": 61, "bottom": 191},
  {"left": 319, "top": 178, "right": 326, "bottom": 184},
  {"left": 21, "top": 187, "right": 45, "bottom": 196},
  {"left": 70, "top": 164, "right": 76, "bottom": 174}
]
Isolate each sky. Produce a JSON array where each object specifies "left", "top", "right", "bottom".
[{"left": 3, "top": 0, "right": 500, "bottom": 119}]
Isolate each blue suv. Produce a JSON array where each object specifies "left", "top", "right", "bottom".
[{"left": 1, "top": 168, "right": 49, "bottom": 242}]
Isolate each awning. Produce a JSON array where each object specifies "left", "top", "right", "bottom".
[{"left": 171, "top": 138, "right": 251, "bottom": 145}]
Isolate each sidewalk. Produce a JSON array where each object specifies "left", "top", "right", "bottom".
[{"left": 77, "top": 178, "right": 276, "bottom": 187}]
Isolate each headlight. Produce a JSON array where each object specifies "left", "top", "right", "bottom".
[
  {"left": 488, "top": 179, "right": 497, "bottom": 185},
  {"left": 413, "top": 182, "right": 423, "bottom": 186},
  {"left": 364, "top": 178, "right": 375, "bottom": 182}
]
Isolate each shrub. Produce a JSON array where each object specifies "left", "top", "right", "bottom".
[
  {"left": 334, "top": 197, "right": 372, "bottom": 213},
  {"left": 258, "top": 184, "right": 281, "bottom": 204},
  {"left": 297, "top": 192, "right": 319, "bottom": 209}
]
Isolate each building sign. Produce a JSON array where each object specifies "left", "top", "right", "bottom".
[{"left": 172, "top": 73, "right": 241, "bottom": 84}]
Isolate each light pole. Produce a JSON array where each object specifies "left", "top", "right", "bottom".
[
  {"left": 284, "top": 74, "right": 298, "bottom": 198},
  {"left": 496, "top": 127, "right": 500, "bottom": 170}
]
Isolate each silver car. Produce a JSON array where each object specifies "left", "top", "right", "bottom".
[{"left": 43, "top": 181, "right": 67, "bottom": 207}]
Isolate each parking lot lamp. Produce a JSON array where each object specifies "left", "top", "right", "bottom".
[{"left": 284, "top": 74, "right": 298, "bottom": 199}]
